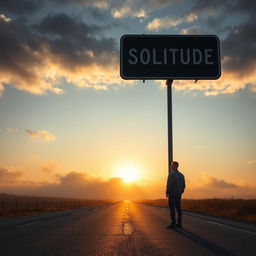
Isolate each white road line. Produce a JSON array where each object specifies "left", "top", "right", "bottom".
[
  {"left": 207, "top": 221, "right": 256, "bottom": 236},
  {"left": 18, "top": 221, "right": 39, "bottom": 228}
]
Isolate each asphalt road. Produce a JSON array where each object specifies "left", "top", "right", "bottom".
[{"left": 0, "top": 201, "right": 255, "bottom": 256}]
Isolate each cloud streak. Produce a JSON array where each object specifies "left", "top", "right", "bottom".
[
  {"left": 25, "top": 129, "right": 56, "bottom": 141},
  {"left": 206, "top": 176, "right": 238, "bottom": 189},
  {"left": 146, "top": 13, "right": 198, "bottom": 31},
  {"left": 181, "top": 172, "right": 256, "bottom": 199}
]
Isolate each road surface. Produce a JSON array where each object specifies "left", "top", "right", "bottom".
[{"left": 0, "top": 201, "right": 255, "bottom": 255}]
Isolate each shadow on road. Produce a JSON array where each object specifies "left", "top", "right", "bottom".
[{"left": 175, "top": 228, "right": 237, "bottom": 256}]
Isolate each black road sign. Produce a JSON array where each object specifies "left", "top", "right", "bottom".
[{"left": 120, "top": 35, "right": 221, "bottom": 80}]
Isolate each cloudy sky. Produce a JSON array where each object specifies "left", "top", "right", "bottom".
[{"left": 0, "top": 0, "right": 255, "bottom": 199}]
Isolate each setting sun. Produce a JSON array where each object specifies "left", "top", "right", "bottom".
[{"left": 116, "top": 165, "right": 140, "bottom": 183}]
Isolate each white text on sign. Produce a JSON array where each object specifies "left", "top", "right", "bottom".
[{"left": 128, "top": 48, "right": 214, "bottom": 65}]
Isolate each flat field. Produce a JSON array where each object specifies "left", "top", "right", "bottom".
[{"left": 0, "top": 193, "right": 115, "bottom": 218}]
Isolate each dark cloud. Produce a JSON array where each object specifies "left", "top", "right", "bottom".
[
  {"left": 39, "top": 13, "right": 101, "bottom": 35},
  {"left": 226, "top": 0, "right": 256, "bottom": 14},
  {"left": 0, "top": 171, "right": 148, "bottom": 200},
  {"left": 43, "top": 172, "right": 146, "bottom": 199},
  {"left": 222, "top": 20, "right": 256, "bottom": 74},
  {"left": 87, "top": 6, "right": 109, "bottom": 20},
  {"left": 189, "top": 0, "right": 256, "bottom": 80},
  {"left": 51, "top": 0, "right": 176, "bottom": 11},
  {"left": 190, "top": 0, "right": 255, "bottom": 30},
  {"left": 0, "top": 11, "right": 119, "bottom": 94},
  {"left": 0, "top": 0, "right": 108, "bottom": 16},
  {"left": 111, "top": 0, "right": 180, "bottom": 18},
  {"left": 190, "top": 0, "right": 231, "bottom": 15},
  {"left": 207, "top": 176, "right": 239, "bottom": 189},
  {"left": 0, "top": 167, "right": 22, "bottom": 183},
  {"left": 38, "top": 13, "right": 116, "bottom": 69},
  {"left": 0, "top": 17, "right": 48, "bottom": 93},
  {"left": 0, "top": 0, "right": 40, "bottom": 15},
  {"left": 182, "top": 173, "right": 253, "bottom": 198},
  {"left": 217, "top": 1, "right": 256, "bottom": 77},
  {"left": 51, "top": 0, "right": 103, "bottom": 6},
  {"left": 145, "top": 0, "right": 179, "bottom": 10}
]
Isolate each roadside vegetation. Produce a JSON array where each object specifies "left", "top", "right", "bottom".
[
  {"left": 0, "top": 193, "right": 115, "bottom": 219},
  {"left": 138, "top": 198, "right": 256, "bottom": 223}
]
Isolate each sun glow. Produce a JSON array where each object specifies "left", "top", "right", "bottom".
[{"left": 116, "top": 165, "right": 140, "bottom": 183}]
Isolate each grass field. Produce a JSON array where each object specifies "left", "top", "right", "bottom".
[
  {"left": 2, "top": 193, "right": 256, "bottom": 222},
  {"left": 138, "top": 198, "right": 256, "bottom": 223},
  {"left": 0, "top": 193, "right": 115, "bottom": 219}
]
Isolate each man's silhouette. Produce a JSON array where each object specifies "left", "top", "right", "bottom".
[{"left": 166, "top": 161, "right": 185, "bottom": 229}]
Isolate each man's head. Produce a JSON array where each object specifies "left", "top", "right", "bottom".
[{"left": 171, "top": 161, "right": 179, "bottom": 171}]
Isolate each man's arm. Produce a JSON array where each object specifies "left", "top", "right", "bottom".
[
  {"left": 166, "top": 173, "right": 173, "bottom": 197},
  {"left": 182, "top": 174, "right": 186, "bottom": 193},
  {"left": 166, "top": 173, "right": 172, "bottom": 197}
]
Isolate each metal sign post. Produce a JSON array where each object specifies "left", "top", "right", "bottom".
[{"left": 167, "top": 79, "right": 173, "bottom": 173}]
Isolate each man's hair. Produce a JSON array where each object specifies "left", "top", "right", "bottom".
[{"left": 172, "top": 161, "right": 179, "bottom": 168}]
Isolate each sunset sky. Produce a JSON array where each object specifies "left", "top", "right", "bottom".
[{"left": 0, "top": 0, "right": 255, "bottom": 199}]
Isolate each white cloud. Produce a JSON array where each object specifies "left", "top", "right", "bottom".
[
  {"left": 5, "top": 127, "right": 19, "bottom": 132},
  {"left": 183, "top": 172, "right": 256, "bottom": 198},
  {"left": 146, "top": 12, "right": 198, "bottom": 31},
  {"left": 92, "top": 0, "right": 109, "bottom": 9},
  {"left": 157, "top": 66, "right": 256, "bottom": 96},
  {"left": 0, "top": 14, "right": 11, "bottom": 22},
  {"left": 180, "top": 26, "right": 201, "bottom": 35},
  {"left": 25, "top": 129, "right": 56, "bottom": 142},
  {"left": 112, "top": 6, "right": 146, "bottom": 18}
]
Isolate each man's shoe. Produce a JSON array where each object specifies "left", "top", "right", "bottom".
[
  {"left": 177, "top": 223, "right": 182, "bottom": 228},
  {"left": 166, "top": 223, "right": 176, "bottom": 229}
]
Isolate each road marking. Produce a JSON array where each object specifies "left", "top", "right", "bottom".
[
  {"left": 71, "top": 211, "right": 81, "bottom": 215},
  {"left": 207, "top": 221, "right": 256, "bottom": 236},
  {"left": 123, "top": 223, "right": 133, "bottom": 235},
  {"left": 18, "top": 221, "right": 39, "bottom": 228}
]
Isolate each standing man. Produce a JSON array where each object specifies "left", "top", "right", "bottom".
[{"left": 166, "top": 161, "right": 185, "bottom": 229}]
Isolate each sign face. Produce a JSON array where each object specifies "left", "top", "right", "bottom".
[{"left": 120, "top": 35, "right": 221, "bottom": 80}]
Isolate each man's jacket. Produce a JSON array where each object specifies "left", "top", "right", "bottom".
[{"left": 166, "top": 170, "right": 185, "bottom": 196}]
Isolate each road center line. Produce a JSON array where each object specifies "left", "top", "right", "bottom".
[
  {"left": 207, "top": 221, "right": 256, "bottom": 236},
  {"left": 18, "top": 221, "right": 39, "bottom": 228},
  {"left": 71, "top": 211, "right": 81, "bottom": 215},
  {"left": 123, "top": 222, "right": 133, "bottom": 235}
]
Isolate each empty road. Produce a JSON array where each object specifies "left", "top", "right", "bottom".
[{"left": 0, "top": 201, "right": 255, "bottom": 256}]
